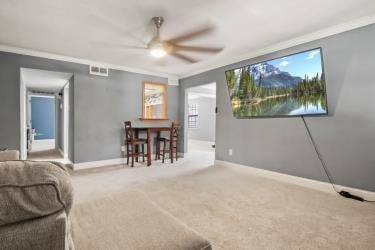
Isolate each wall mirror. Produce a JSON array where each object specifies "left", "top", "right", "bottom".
[{"left": 142, "top": 81, "right": 168, "bottom": 120}]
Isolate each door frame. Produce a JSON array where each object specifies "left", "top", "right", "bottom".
[
  {"left": 19, "top": 68, "right": 72, "bottom": 161},
  {"left": 184, "top": 82, "right": 217, "bottom": 153},
  {"left": 20, "top": 71, "right": 27, "bottom": 159},
  {"left": 63, "top": 82, "right": 69, "bottom": 160}
]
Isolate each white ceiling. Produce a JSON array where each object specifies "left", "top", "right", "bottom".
[
  {"left": 21, "top": 68, "right": 73, "bottom": 93},
  {"left": 1, "top": 0, "right": 375, "bottom": 78}
]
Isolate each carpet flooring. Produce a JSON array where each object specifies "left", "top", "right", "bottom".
[
  {"left": 135, "top": 165, "right": 375, "bottom": 249},
  {"left": 71, "top": 154, "right": 375, "bottom": 249},
  {"left": 28, "top": 148, "right": 72, "bottom": 167}
]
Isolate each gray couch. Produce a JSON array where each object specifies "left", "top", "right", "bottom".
[{"left": 0, "top": 161, "right": 74, "bottom": 250}]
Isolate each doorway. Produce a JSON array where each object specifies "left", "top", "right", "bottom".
[
  {"left": 29, "top": 95, "right": 56, "bottom": 152},
  {"left": 20, "top": 68, "right": 73, "bottom": 163},
  {"left": 186, "top": 83, "right": 216, "bottom": 156}
]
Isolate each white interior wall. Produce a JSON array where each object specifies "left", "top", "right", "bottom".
[{"left": 188, "top": 96, "right": 216, "bottom": 142}]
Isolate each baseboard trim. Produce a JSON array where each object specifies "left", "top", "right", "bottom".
[
  {"left": 73, "top": 153, "right": 185, "bottom": 171},
  {"left": 73, "top": 158, "right": 126, "bottom": 170},
  {"left": 178, "top": 152, "right": 184, "bottom": 158},
  {"left": 58, "top": 148, "right": 64, "bottom": 157},
  {"left": 214, "top": 160, "right": 375, "bottom": 201}
]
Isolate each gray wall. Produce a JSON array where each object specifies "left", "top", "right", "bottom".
[
  {"left": 73, "top": 70, "right": 178, "bottom": 163},
  {"left": 188, "top": 96, "right": 216, "bottom": 142},
  {"left": 0, "top": 51, "right": 178, "bottom": 163},
  {"left": 180, "top": 24, "right": 375, "bottom": 192},
  {"left": 0, "top": 53, "right": 21, "bottom": 150}
]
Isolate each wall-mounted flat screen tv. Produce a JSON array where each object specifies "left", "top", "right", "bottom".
[{"left": 225, "top": 48, "right": 328, "bottom": 118}]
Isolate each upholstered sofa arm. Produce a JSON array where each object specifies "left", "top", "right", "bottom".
[
  {"left": 0, "top": 150, "right": 20, "bottom": 161},
  {"left": 0, "top": 161, "right": 73, "bottom": 226},
  {"left": 0, "top": 210, "right": 74, "bottom": 250}
]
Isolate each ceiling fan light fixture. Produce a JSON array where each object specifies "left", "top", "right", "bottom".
[
  {"left": 139, "top": 16, "right": 221, "bottom": 62},
  {"left": 149, "top": 41, "right": 166, "bottom": 58}
]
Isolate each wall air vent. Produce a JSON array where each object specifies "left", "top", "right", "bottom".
[{"left": 89, "top": 65, "right": 109, "bottom": 77}]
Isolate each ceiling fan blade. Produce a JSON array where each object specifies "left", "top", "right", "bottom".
[
  {"left": 165, "top": 26, "right": 214, "bottom": 44},
  {"left": 170, "top": 52, "right": 198, "bottom": 63},
  {"left": 172, "top": 45, "right": 223, "bottom": 53}
]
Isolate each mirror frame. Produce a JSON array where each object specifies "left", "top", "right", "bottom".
[{"left": 141, "top": 81, "right": 168, "bottom": 121}]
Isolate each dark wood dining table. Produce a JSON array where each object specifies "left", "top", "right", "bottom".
[{"left": 132, "top": 126, "right": 175, "bottom": 166}]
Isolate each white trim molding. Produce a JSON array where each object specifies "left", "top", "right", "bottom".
[
  {"left": 215, "top": 160, "right": 375, "bottom": 202},
  {"left": 0, "top": 44, "right": 177, "bottom": 80},
  {"left": 63, "top": 83, "right": 69, "bottom": 160},
  {"left": 168, "top": 76, "right": 179, "bottom": 86},
  {"left": 181, "top": 14, "right": 375, "bottom": 79},
  {"left": 73, "top": 153, "right": 185, "bottom": 171},
  {"left": 58, "top": 148, "right": 64, "bottom": 158},
  {"left": 19, "top": 71, "right": 27, "bottom": 160},
  {"left": 73, "top": 158, "right": 126, "bottom": 171}
]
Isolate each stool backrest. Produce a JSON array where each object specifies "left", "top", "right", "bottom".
[
  {"left": 124, "top": 121, "right": 134, "bottom": 142},
  {"left": 171, "top": 122, "right": 180, "bottom": 140}
]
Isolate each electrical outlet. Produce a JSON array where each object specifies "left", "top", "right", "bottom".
[
  {"left": 228, "top": 149, "right": 233, "bottom": 156},
  {"left": 121, "top": 146, "right": 126, "bottom": 152}
]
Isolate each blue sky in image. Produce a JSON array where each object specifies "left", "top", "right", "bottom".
[{"left": 267, "top": 49, "right": 322, "bottom": 78}]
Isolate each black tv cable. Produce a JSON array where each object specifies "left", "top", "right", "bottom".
[{"left": 301, "top": 115, "right": 374, "bottom": 203}]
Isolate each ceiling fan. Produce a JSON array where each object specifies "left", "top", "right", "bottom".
[{"left": 144, "top": 16, "right": 223, "bottom": 63}]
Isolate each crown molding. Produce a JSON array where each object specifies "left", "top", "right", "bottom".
[
  {"left": 0, "top": 44, "right": 177, "bottom": 80},
  {"left": 180, "top": 14, "right": 375, "bottom": 79},
  {"left": 2, "top": 14, "right": 374, "bottom": 81}
]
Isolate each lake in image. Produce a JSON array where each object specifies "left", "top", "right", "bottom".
[{"left": 233, "top": 93, "right": 327, "bottom": 117}]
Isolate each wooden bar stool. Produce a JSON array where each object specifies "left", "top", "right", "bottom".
[
  {"left": 124, "top": 121, "right": 148, "bottom": 167},
  {"left": 155, "top": 122, "right": 180, "bottom": 163}
]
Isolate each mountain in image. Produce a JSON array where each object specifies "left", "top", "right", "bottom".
[{"left": 247, "top": 63, "right": 302, "bottom": 88}]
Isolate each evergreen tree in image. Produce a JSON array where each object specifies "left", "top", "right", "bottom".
[
  {"left": 255, "top": 73, "right": 263, "bottom": 98},
  {"left": 250, "top": 74, "right": 257, "bottom": 98},
  {"left": 242, "top": 68, "right": 256, "bottom": 99},
  {"left": 238, "top": 68, "right": 248, "bottom": 99},
  {"left": 225, "top": 70, "right": 237, "bottom": 98}
]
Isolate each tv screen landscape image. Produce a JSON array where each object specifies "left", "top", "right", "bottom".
[{"left": 225, "top": 48, "right": 328, "bottom": 117}]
